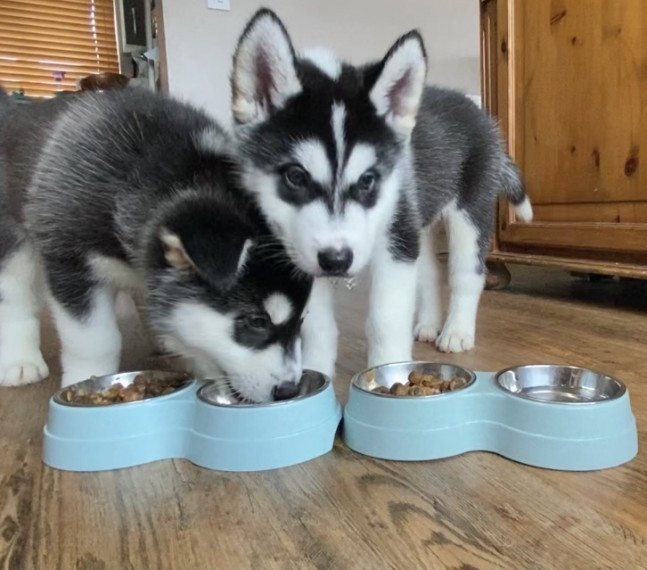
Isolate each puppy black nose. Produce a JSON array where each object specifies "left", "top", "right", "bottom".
[
  {"left": 272, "top": 381, "right": 300, "bottom": 401},
  {"left": 317, "top": 248, "right": 353, "bottom": 275}
]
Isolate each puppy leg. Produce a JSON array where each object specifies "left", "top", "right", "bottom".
[
  {"left": 366, "top": 250, "right": 417, "bottom": 367},
  {"left": 49, "top": 282, "right": 122, "bottom": 387},
  {"left": 0, "top": 241, "right": 49, "bottom": 386},
  {"left": 302, "top": 277, "right": 338, "bottom": 379},
  {"left": 130, "top": 289, "right": 171, "bottom": 356},
  {"left": 414, "top": 226, "right": 443, "bottom": 343},
  {"left": 436, "top": 206, "right": 485, "bottom": 353}
]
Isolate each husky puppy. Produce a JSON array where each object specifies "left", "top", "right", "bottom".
[
  {"left": 229, "top": 9, "right": 532, "bottom": 377},
  {"left": 0, "top": 88, "right": 312, "bottom": 402}
]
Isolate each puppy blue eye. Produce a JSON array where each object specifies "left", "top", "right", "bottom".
[
  {"left": 358, "top": 171, "right": 377, "bottom": 192},
  {"left": 350, "top": 170, "right": 379, "bottom": 206},
  {"left": 282, "top": 165, "right": 310, "bottom": 189}
]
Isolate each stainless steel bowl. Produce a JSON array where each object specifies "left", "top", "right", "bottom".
[
  {"left": 197, "top": 370, "right": 329, "bottom": 407},
  {"left": 495, "top": 365, "right": 626, "bottom": 404},
  {"left": 54, "top": 370, "right": 193, "bottom": 407},
  {"left": 352, "top": 361, "right": 476, "bottom": 398}
]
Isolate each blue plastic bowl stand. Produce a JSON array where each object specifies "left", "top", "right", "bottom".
[
  {"left": 342, "top": 371, "right": 638, "bottom": 471},
  {"left": 43, "top": 380, "right": 342, "bottom": 472}
]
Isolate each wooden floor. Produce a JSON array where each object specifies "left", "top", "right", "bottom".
[{"left": 1, "top": 265, "right": 646, "bottom": 569}]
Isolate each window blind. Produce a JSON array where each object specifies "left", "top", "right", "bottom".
[{"left": 0, "top": 0, "right": 120, "bottom": 97}]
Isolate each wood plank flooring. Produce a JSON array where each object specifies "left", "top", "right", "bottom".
[{"left": 1, "top": 265, "right": 646, "bottom": 569}]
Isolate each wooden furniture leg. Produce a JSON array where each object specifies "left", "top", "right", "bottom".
[{"left": 486, "top": 260, "right": 512, "bottom": 290}]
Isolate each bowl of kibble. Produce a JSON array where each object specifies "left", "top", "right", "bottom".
[
  {"left": 43, "top": 369, "right": 341, "bottom": 473},
  {"left": 55, "top": 370, "right": 192, "bottom": 406},
  {"left": 342, "top": 361, "right": 638, "bottom": 470},
  {"left": 358, "top": 362, "right": 475, "bottom": 397}
]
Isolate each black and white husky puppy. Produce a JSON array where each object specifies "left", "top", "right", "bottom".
[
  {"left": 230, "top": 9, "right": 532, "bottom": 377},
  {"left": 0, "top": 87, "right": 312, "bottom": 402}
]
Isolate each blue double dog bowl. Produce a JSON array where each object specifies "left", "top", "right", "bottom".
[
  {"left": 42, "top": 362, "right": 638, "bottom": 472},
  {"left": 43, "top": 370, "right": 341, "bottom": 472},
  {"left": 343, "top": 362, "right": 638, "bottom": 471}
]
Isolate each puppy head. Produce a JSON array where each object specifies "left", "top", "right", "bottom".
[
  {"left": 146, "top": 191, "right": 312, "bottom": 403},
  {"left": 231, "top": 9, "right": 427, "bottom": 277}
]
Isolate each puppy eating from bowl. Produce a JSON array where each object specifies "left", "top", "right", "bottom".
[{"left": 0, "top": 87, "right": 312, "bottom": 403}]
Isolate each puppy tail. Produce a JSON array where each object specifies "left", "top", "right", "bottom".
[{"left": 500, "top": 153, "right": 533, "bottom": 223}]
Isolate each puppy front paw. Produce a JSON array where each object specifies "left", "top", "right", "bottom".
[
  {"left": 0, "top": 352, "right": 49, "bottom": 386},
  {"left": 414, "top": 322, "right": 442, "bottom": 344},
  {"left": 435, "top": 326, "right": 475, "bottom": 353}
]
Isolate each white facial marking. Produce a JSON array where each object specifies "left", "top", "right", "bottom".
[
  {"left": 242, "top": 150, "right": 405, "bottom": 277},
  {"left": 331, "top": 103, "right": 346, "bottom": 185},
  {"left": 0, "top": 242, "right": 49, "bottom": 386},
  {"left": 162, "top": 301, "right": 301, "bottom": 402},
  {"left": 264, "top": 292, "right": 293, "bottom": 326},
  {"left": 343, "top": 144, "right": 377, "bottom": 186},
  {"left": 294, "top": 139, "right": 332, "bottom": 186},
  {"left": 302, "top": 47, "right": 342, "bottom": 79}
]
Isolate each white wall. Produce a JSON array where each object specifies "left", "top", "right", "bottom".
[{"left": 161, "top": 0, "right": 480, "bottom": 123}]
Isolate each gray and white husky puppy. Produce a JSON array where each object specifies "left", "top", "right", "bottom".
[
  {"left": 229, "top": 9, "right": 532, "bottom": 378},
  {"left": 0, "top": 87, "right": 312, "bottom": 402}
]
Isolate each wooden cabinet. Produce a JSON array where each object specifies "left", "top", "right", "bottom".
[{"left": 481, "top": 0, "right": 647, "bottom": 280}]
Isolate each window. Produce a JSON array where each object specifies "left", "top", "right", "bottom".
[{"left": 0, "top": 0, "right": 120, "bottom": 97}]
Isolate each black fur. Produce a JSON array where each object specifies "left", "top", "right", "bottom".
[
  {"left": 413, "top": 86, "right": 526, "bottom": 269},
  {"left": 237, "top": 61, "right": 403, "bottom": 214},
  {"left": 0, "top": 87, "right": 312, "bottom": 372}
]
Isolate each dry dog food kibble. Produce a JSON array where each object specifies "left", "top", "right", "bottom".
[
  {"left": 371, "top": 370, "right": 468, "bottom": 396},
  {"left": 62, "top": 372, "right": 188, "bottom": 405}
]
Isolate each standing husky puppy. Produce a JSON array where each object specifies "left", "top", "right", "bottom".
[
  {"left": 0, "top": 88, "right": 311, "bottom": 402},
  {"left": 411, "top": 87, "right": 532, "bottom": 353},
  {"left": 230, "top": 9, "right": 531, "bottom": 376}
]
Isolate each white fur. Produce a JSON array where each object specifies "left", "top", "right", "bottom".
[
  {"left": 302, "top": 278, "right": 337, "bottom": 378},
  {"left": 196, "top": 128, "right": 230, "bottom": 156},
  {"left": 514, "top": 196, "right": 534, "bottom": 223},
  {"left": 342, "top": 144, "right": 377, "bottom": 186},
  {"left": 331, "top": 103, "right": 346, "bottom": 184},
  {"left": 436, "top": 203, "right": 485, "bottom": 353},
  {"left": 264, "top": 292, "right": 293, "bottom": 326},
  {"left": 51, "top": 287, "right": 122, "bottom": 387},
  {"left": 237, "top": 239, "right": 253, "bottom": 272},
  {"left": 302, "top": 47, "right": 342, "bottom": 79},
  {"left": 369, "top": 36, "right": 427, "bottom": 136},
  {"left": 366, "top": 244, "right": 418, "bottom": 367},
  {"left": 0, "top": 243, "right": 49, "bottom": 386},
  {"left": 243, "top": 152, "right": 404, "bottom": 277},
  {"left": 232, "top": 13, "right": 302, "bottom": 123},
  {"left": 414, "top": 228, "right": 443, "bottom": 342},
  {"left": 163, "top": 301, "right": 301, "bottom": 402},
  {"left": 294, "top": 139, "right": 332, "bottom": 186},
  {"left": 90, "top": 255, "right": 144, "bottom": 291}
]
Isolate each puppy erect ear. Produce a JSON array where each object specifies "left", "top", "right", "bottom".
[
  {"left": 231, "top": 8, "right": 302, "bottom": 124},
  {"left": 160, "top": 229, "right": 195, "bottom": 270},
  {"left": 369, "top": 31, "right": 427, "bottom": 137},
  {"left": 160, "top": 228, "right": 253, "bottom": 292}
]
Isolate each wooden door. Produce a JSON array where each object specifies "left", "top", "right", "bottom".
[{"left": 483, "top": 0, "right": 647, "bottom": 274}]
